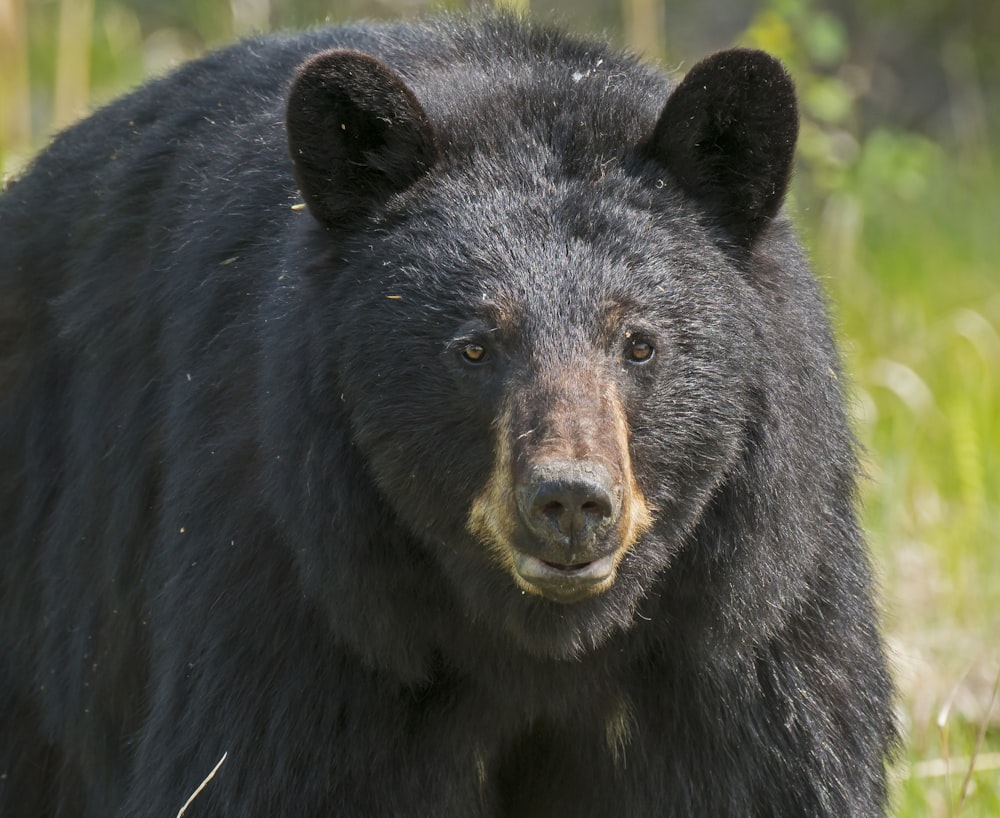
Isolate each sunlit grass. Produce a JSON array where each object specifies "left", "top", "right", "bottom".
[{"left": 809, "top": 141, "right": 1000, "bottom": 817}]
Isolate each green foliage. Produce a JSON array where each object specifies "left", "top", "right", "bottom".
[{"left": 743, "top": 2, "right": 1000, "bottom": 814}]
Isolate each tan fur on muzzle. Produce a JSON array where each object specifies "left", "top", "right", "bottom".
[{"left": 467, "top": 378, "right": 652, "bottom": 598}]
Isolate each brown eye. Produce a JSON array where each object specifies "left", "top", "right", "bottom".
[
  {"left": 626, "top": 338, "right": 654, "bottom": 364},
  {"left": 461, "top": 343, "right": 487, "bottom": 364}
]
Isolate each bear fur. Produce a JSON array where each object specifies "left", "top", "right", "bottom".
[{"left": 0, "top": 13, "right": 895, "bottom": 817}]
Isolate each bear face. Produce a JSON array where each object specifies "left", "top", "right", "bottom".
[{"left": 280, "top": 44, "right": 797, "bottom": 659}]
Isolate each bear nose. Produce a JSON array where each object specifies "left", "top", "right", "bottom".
[{"left": 517, "top": 460, "right": 620, "bottom": 551}]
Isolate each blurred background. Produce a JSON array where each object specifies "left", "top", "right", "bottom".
[{"left": 1, "top": 0, "right": 997, "bottom": 814}]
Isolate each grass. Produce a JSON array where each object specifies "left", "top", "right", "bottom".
[{"left": 806, "top": 138, "right": 1000, "bottom": 816}]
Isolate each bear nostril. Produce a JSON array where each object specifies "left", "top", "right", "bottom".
[{"left": 541, "top": 500, "right": 564, "bottom": 517}]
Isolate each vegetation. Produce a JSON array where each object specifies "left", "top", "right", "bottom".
[
  {"left": 743, "top": 7, "right": 999, "bottom": 813},
  {"left": 2, "top": 0, "right": 997, "bottom": 814}
]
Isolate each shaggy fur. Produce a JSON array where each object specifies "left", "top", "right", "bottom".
[{"left": 0, "top": 13, "right": 894, "bottom": 817}]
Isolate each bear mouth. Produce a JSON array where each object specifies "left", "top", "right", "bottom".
[{"left": 512, "top": 552, "right": 617, "bottom": 604}]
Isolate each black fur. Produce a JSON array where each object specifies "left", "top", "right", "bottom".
[{"left": 0, "top": 13, "right": 894, "bottom": 817}]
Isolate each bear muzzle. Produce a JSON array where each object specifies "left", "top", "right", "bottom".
[
  {"left": 511, "top": 459, "right": 623, "bottom": 603},
  {"left": 466, "top": 376, "right": 653, "bottom": 604}
]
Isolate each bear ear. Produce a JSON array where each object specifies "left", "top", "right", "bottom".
[
  {"left": 647, "top": 48, "right": 798, "bottom": 247},
  {"left": 286, "top": 49, "right": 439, "bottom": 229}
]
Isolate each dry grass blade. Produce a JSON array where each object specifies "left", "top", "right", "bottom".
[
  {"left": 957, "top": 661, "right": 1000, "bottom": 812},
  {"left": 936, "top": 665, "right": 972, "bottom": 818},
  {"left": 176, "top": 752, "right": 228, "bottom": 818}
]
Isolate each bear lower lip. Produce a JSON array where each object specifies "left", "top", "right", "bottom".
[{"left": 513, "top": 553, "right": 616, "bottom": 603}]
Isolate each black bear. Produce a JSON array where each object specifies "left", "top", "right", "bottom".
[{"left": 0, "top": 12, "right": 895, "bottom": 817}]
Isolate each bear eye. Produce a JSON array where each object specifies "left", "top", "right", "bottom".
[
  {"left": 460, "top": 343, "right": 488, "bottom": 364},
  {"left": 625, "top": 337, "right": 654, "bottom": 364}
]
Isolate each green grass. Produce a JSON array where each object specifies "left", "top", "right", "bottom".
[{"left": 807, "top": 139, "right": 1000, "bottom": 817}]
